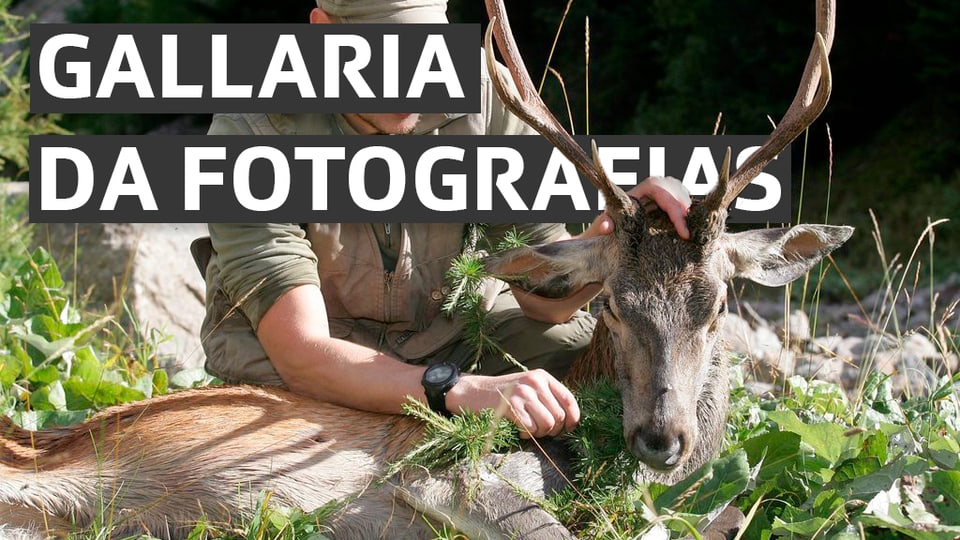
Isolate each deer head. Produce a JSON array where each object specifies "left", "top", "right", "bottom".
[{"left": 483, "top": 0, "right": 850, "bottom": 475}]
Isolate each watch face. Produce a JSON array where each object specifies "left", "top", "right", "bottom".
[{"left": 425, "top": 364, "right": 454, "bottom": 384}]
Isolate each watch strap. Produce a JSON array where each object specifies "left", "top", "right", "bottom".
[{"left": 422, "top": 363, "right": 460, "bottom": 417}]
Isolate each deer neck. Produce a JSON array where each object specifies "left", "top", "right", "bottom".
[{"left": 563, "top": 317, "right": 617, "bottom": 389}]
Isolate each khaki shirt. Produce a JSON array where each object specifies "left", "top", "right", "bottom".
[{"left": 201, "top": 50, "right": 567, "bottom": 370}]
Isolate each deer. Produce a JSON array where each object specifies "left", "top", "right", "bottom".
[{"left": 1, "top": 0, "right": 846, "bottom": 538}]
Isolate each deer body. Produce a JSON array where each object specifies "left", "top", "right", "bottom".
[
  {"left": 0, "top": 385, "right": 578, "bottom": 539},
  {"left": 1, "top": 387, "right": 421, "bottom": 538},
  {"left": 2, "top": 0, "right": 846, "bottom": 537}
]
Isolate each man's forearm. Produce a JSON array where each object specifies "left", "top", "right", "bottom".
[{"left": 257, "top": 284, "right": 428, "bottom": 414}]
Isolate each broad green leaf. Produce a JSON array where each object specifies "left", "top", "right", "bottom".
[
  {"left": 832, "top": 454, "right": 882, "bottom": 484},
  {"left": 860, "top": 431, "right": 888, "bottom": 462},
  {"left": 927, "top": 437, "right": 959, "bottom": 470},
  {"left": 62, "top": 377, "right": 146, "bottom": 409},
  {"left": 740, "top": 431, "right": 802, "bottom": 484},
  {"left": 29, "top": 379, "right": 66, "bottom": 411},
  {"left": 134, "top": 372, "right": 155, "bottom": 398},
  {"left": 71, "top": 346, "right": 105, "bottom": 380},
  {"left": 829, "top": 533, "right": 863, "bottom": 540},
  {"left": 811, "top": 488, "right": 845, "bottom": 519},
  {"left": 152, "top": 369, "right": 169, "bottom": 394},
  {"left": 928, "top": 470, "right": 960, "bottom": 524},
  {"left": 653, "top": 449, "right": 750, "bottom": 515},
  {"left": 768, "top": 410, "right": 860, "bottom": 465},
  {"left": 0, "top": 271, "right": 11, "bottom": 296},
  {"left": 15, "top": 331, "right": 76, "bottom": 362},
  {"left": 28, "top": 364, "right": 61, "bottom": 385},
  {"left": 0, "top": 354, "right": 22, "bottom": 386},
  {"left": 771, "top": 515, "right": 833, "bottom": 537},
  {"left": 840, "top": 455, "right": 928, "bottom": 501}
]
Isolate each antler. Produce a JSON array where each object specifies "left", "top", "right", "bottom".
[
  {"left": 484, "top": 0, "right": 635, "bottom": 216},
  {"left": 706, "top": 0, "right": 835, "bottom": 211}
]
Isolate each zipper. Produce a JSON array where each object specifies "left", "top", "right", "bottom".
[
  {"left": 384, "top": 223, "right": 392, "bottom": 249},
  {"left": 378, "top": 269, "right": 393, "bottom": 350}
]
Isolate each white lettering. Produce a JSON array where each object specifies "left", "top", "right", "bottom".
[
  {"left": 100, "top": 147, "right": 157, "bottom": 211},
  {"left": 325, "top": 35, "right": 374, "bottom": 98},
  {"left": 38, "top": 33, "right": 91, "bottom": 99},
  {"left": 294, "top": 147, "right": 346, "bottom": 211},
  {"left": 383, "top": 35, "right": 399, "bottom": 98},
  {"left": 183, "top": 147, "right": 225, "bottom": 211},
  {"left": 682, "top": 147, "right": 720, "bottom": 196},
  {"left": 349, "top": 146, "right": 404, "bottom": 211},
  {"left": 41, "top": 147, "right": 93, "bottom": 211},
  {"left": 533, "top": 148, "right": 589, "bottom": 211},
  {"left": 211, "top": 34, "right": 252, "bottom": 98},
  {"left": 416, "top": 146, "right": 465, "bottom": 211},
  {"left": 407, "top": 35, "right": 463, "bottom": 98},
  {"left": 259, "top": 35, "right": 316, "bottom": 98},
  {"left": 96, "top": 34, "right": 153, "bottom": 98},
  {"left": 161, "top": 35, "right": 203, "bottom": 98},
  {"left": 234, "top": 146, "right": 291, "bottom": 211},
  {"left": 476, "top": 147, "right": 526, "bottom": 211},
  {"left": 733, "top": 146, "right": 781, "bottom": 212},
  {"left": 596, "top": 146, "right": 639, "bottom": 210}
]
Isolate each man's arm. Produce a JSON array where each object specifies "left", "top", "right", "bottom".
[{"left": 257, "top": 283, "right": 579, "bottom": 438}]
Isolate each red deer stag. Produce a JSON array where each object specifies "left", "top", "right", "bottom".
[{"left": 1, "top": 0, "right": 846, "bottom": 538}]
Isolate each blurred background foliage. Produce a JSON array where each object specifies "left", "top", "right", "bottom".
[{"left": 10, "top": 0, "right": 960, "bottom": 290}]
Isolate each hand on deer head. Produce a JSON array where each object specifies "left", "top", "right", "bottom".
[{"left": 579, "top": 176, "right": 692, "bottom": 241}]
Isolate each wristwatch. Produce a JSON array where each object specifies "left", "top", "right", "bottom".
[{"left": 421, "top": 362, "right": 461, "bottom": 417}]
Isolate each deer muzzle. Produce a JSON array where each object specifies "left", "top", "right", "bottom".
[{"left": 626, "top": 384, "right": 697, "bottom": 471}]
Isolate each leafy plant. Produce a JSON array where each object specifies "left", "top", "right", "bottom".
[{"left": 0, "top": 248, "right": 169, "bottom": 428}]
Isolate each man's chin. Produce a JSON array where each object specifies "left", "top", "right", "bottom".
[{"left": 386, "top": 113, "right": 421, "bottom": 134}]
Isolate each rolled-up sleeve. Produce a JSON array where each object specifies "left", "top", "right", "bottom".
[{"left": 208, "top": 223, "right": 319, "bottom": 329}]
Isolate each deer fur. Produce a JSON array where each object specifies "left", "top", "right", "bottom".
[{"left": 0, "top": 385, "right": 574, "bottom": 539}]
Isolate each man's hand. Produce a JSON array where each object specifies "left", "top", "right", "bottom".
[
  {"left": 579, "top": 176, "right": 692, "bottom": 240},
  {"left": 445, "top": 370, "right": 580, "bottom": 438}
]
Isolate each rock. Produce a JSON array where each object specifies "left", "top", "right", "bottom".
[
  {"left": 754, "top": 325, "right": 786, "bottom": 364},
  {"left": 793, "top": 354, "right": 845, "bottom": 385},
  {"left": 808, "top": 335, "right": 844, "bottom": 355},
  {"left": 784, "top": 309, "right": 811, "bottom": 344},
  {"left": 722, "top": 313, "right": 754, "bottom": 356}
]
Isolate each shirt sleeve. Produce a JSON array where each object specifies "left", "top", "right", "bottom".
[
  {"left": 206, "top": 115, "right": 321, "bottom": 329},
  {"left": 208, "top": 223, "right": 320, "bottom": 330}
]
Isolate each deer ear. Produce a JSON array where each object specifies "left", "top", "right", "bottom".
[
  {"left": 484, "top": 235, "right": 616, "bottom": 298},
  {"left": 724, "top": 224, "right": 854, "bottom": 286}
]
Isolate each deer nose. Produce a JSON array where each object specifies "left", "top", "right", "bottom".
[{"left": 633, "top": 428, "right": 686, "bottom": 471}]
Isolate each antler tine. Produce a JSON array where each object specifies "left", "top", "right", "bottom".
[
  {"left": 718, "top": 0, "right": 835, "bottom": 210},
  {"left": 484, "top": 0, "right": 634, "bottom": 215}
]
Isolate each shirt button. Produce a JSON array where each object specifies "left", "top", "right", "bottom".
[{"left": 431, "top": 290, "right": 443, "bottom": 301}]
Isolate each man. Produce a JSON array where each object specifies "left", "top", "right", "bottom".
[{"left": 195, "top": 0, "right": 691, "bottom": 439}]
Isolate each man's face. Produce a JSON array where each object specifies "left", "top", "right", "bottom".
[
  {"left": 349, "top": 112, "right": 422, "bottom": 135},
  {"left": 309, "top": 8, "right": 423, "bottom": 135}
]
